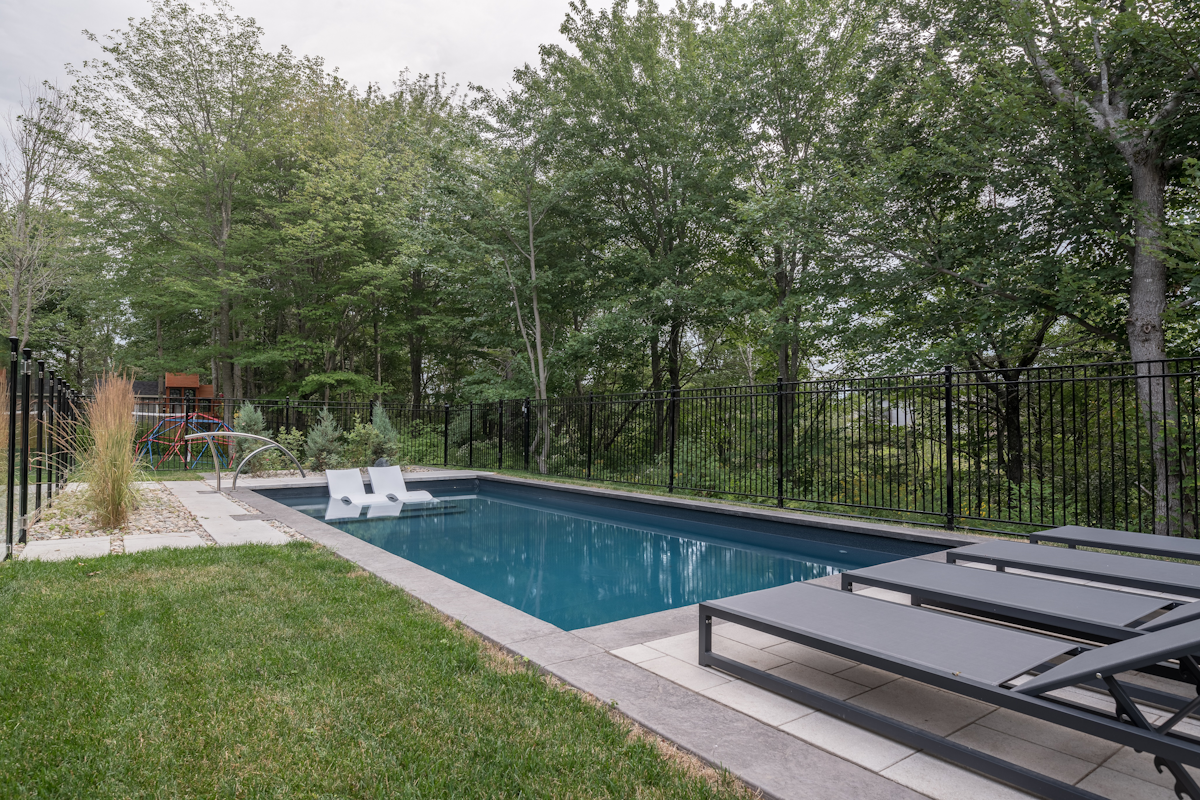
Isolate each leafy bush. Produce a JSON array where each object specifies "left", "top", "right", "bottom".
[
  {"left": 340, "top": 415, "right": 400, "bottom": 469},
  {"left": 76, "top": 374, "right": 141, "bottom": 528},
  {"left": 272, "top": 427, "right": 307, "bottom": 470},
  {"left": 233, "top": 402, "right": 270, "bottom": 474},
  {"left": 304, "top": 408, "right": 342, "bottom": 470}
]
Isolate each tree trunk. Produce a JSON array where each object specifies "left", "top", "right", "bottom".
[
  {"left": 218, "top": 293, "right": 233, "bottom": 423},
  {"left": 1126, "top": 156, "right": 1192, "bottom": 536},
  {"left": 374, "top": 319, "right": 382, "bottom": 401},
  {"left": 408, "top": 333, "right": 423, "bottom": 411}
]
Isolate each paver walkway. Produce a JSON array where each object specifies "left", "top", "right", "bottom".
[
  {"left": 163, "top": 481, "right": 290, "bottom": 545},
  {"left": 597, "top": 575, "right": 1198, "bottom": 800}
]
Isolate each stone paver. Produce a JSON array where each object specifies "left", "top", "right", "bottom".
[
  {"left": 123, "top": 533, "right": 205, "bottom": 553},
  {"left": 881, "top": 753, "right": 1037, "bottom": 800},
  {"left": 166, "top": 482, "right": 289, "bottom": 545},
  {"left": 20, "top": 536, "right": 110, "bottom": 561},
  {"left": 701, "top": 679, "right": 814, "bottom": 727},
  {"left": 947, "top": 724, "right": 1097, "bottom": 785},
  {"left": 781, "top": 712, "right": 917, "bottom": 772},
  {"left": 639, "top": 655, "right": 731, "bottom": 692}
]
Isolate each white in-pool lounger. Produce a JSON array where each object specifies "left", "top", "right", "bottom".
[
  {"left": 326, "top": 467, "right": 435, "bottom": 507},
  {"left": 367, "top": 466, "right": 435, "bottom": 503}
]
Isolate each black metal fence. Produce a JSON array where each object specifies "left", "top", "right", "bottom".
[
  {"left": 130, "top": 359, "right": 1199, "bottom": 537},
  {"left": 2, "top": 338, "right": 81, "bottom": 560}
]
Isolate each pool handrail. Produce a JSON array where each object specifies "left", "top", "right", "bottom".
[{"left": 182, "top": 432, "right": 306, "bottom": 492}]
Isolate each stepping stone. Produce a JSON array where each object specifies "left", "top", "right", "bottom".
[
  {"left": 207, "top": 522, "right": 290, "bottom": 546},
  {"left": 21, "top": 537, "right": 111, "bottom": 561},
  {"left": 123, "top": 533, "right": 206, "bottom": 553}
]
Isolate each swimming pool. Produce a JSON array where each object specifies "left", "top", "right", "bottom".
[{"left": 263, "top": 481, "right": 940, "bottom": 629}]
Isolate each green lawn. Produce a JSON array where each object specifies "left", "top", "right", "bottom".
[{"left": 0, "top": 544, "right": 750, "bottom": 799}]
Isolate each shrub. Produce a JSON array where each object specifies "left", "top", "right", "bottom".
[
  {"left": 370, "top": 402, "right": 401, "bottom": 464},
  {"left": 233, "top": 402, "right": 271, "bottom": 474},
  {"left": 76, "top": 374, "right": 141, "bottom": 528},
  {"left": 304, "top": 408, "right": 342, "bottom": 470},
  {"left": 267, "top": 427, "right": 308, "bottom": 471}
]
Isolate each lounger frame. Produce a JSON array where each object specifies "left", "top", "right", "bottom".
[
  {"left": 699, "top": 601, "right": 1200, "bottom": 800},
  {"left": 1030, "top": 525, "right": 1200, "bottom": 562},
  {"left": 839, "top": 568, "right": 1155, "bottom": 643},
  {"left": 947, "top": 544, "right": 1200, "bottom": 598}
]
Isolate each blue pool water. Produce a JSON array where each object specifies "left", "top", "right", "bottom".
[{"left": 282, "top": 489, "right": 910, "bottom": 629}]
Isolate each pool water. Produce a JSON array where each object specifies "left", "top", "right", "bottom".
[{"left": 287, "top": 491, "right": 905, "bottom": 630}]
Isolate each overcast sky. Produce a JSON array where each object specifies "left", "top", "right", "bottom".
[{"left": 0, "top": 0, "right": 609, "bottom": 121}]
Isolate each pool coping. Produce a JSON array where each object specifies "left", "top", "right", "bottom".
[
  {"left": 232, "top": 474, "right": 933, "bottom": 800},
  {"left": 234, "top": 469, "right": 988, "bottom": 550}
]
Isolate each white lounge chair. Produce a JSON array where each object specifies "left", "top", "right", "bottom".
[
  {"left": 367, "top": 466, "right": 436, "bottom": 503},
  {"left": 366, "top": 500, "right": 403, "bottom": 518},
  {"left": 323, "top": 497, "right": 363, "bottom": 521},
  {"left": 326, "top": 468, "right": 374, "bottom": 506}
]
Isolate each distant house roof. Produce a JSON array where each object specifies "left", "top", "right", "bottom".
[{"left": 132, "top": 380, "right": 160, "bottom": 396}]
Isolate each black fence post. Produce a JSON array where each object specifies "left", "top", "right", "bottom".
[
  {"left": 285, "top": 396, "right": 291, "bottom": 432},
  {"left": 55, "top": 379, "right": 65, "bottom": 489},
  {"left": 497, "top": 400, "right": 504, "bottom": 470},
  {"left": 35, "top": 360, "right": 44, "bottom": 512},
  {"left": 183, "top": 396, "right": 191, "bottom": 470},
  {"left": 468, "top": 402, "right": 474, "bottom": 468},
  {"left": 776, "top": 377, "right": 785, "bottom": 508},
  {"left": 586, "top": 393, "right": 594, "bottom": 481},
  {"left": 5, "top": 337, "right": 17, "bottom": 559},
  {"left": 45, "top": 371, "right": 55, "bottom": 507},
  {"left": 443, "top": 402, "right": 450, "bottom": 467},
  {"left": 523, "top": 398, "right": 530, "bottom": 471},
  {"left": 667, "top": 384, "right": 679, "bottom": 493},
  {"left": 944, "top": 365, "right": 955, "bottom": 531},
  {"left": 19, "top": 349, "right": 31, "bottom": 544}
]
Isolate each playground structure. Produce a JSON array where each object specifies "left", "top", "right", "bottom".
[{"left": 137, "top": 411, "right": 233, "bottom": 471}]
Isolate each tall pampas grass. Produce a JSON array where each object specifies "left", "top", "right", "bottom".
[{"left": 76, "top": 373, "right": 141, "bottom": 528}]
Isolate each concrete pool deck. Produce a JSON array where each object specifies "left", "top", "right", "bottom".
[{"left": 226, "top": 471, "right": 1193, "bottom": 800}]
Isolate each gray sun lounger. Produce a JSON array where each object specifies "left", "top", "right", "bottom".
[
  {"left": 841, "top": 557, "right": 1200, "bottom": 643},
  {"left": 947, "top": 539, "right": 1200, "bottom": 598},
  {"left": 1030, "top": 525, "right": 1200, "bottom": 562},
  {"left": 700, "top": 582, "right": 1200, "bottom": 800}
]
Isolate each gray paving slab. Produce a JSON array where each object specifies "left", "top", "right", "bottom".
[
  {"left": 508, "top": 632, "right": 605, "bottom": 666},
  {"left": 573, "top": 604, "right": 698, "bottom": 650},
  {"left": 550, "top": 652, "right": 927, "bottom": 800},
  {"left": 460, "top": 603, "right": 562, "bottom": 645},
  {"left": 123, "top": 533, "right": 205, "bottom": 553},
  {"left": 166, "top": 483, "right": 289, "bottom": 545},
  {"left": 20, "top": 537, "right": 110, "bottom": 561}
]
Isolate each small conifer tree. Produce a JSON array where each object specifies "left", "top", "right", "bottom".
[{"left": 304, "top": 407, "right": 343, "bottom": 470}]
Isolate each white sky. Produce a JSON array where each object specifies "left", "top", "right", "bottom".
[{"left": 0, "top": 0, "right": 609, "bottom": 121}]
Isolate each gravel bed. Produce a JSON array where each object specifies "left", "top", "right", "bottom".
[{"left": 22, "top": 482, "right": 212, "bottom": 556}]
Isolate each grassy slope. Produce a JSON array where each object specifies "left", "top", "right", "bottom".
[{"left": 0, "top": 544, "right": 748, "bottom": 799}]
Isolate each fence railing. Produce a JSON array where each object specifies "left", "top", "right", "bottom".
[
  {"left": 2, "top": 338, "right": 80, "bottom": 560},
  {"left": 131, "top": 359, "right": 1199, "bottom": 537}
]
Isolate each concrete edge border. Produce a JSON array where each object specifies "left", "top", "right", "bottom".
[{"left": 231, "top": 483, "right": 929, "bottom": 800}]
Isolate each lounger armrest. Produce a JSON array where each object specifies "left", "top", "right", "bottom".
[{"left": 1016, "top": 618, "right": 1200, "bottom": 695}]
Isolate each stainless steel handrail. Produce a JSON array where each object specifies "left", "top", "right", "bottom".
[{"left": 183, "top": 432, "right": 306, "bottom": 492}]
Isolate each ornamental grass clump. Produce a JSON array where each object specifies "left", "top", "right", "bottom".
[{"left": 77, "top": 374, "right": 141, "bottom": 528}]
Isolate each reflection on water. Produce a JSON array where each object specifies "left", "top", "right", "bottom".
[{"left": 304, "top": 495, "right": 888, "bottom": 630}]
